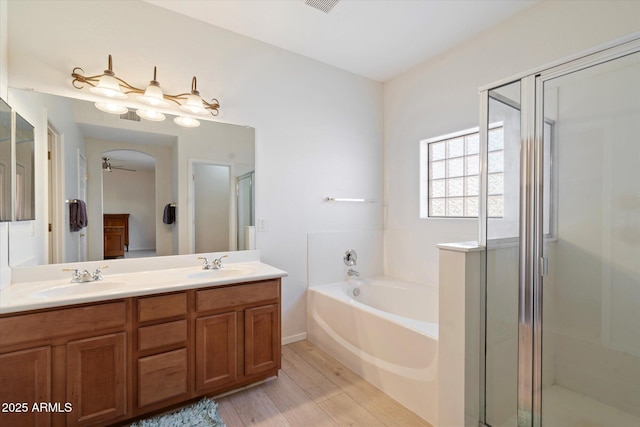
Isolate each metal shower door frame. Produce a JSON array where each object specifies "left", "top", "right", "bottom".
[{"left": 479, "top": 35, "right": 640, "bottom": 427}]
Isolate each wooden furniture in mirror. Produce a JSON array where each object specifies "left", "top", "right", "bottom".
[{"left": 104, "top": 213, "right": 130, "bottom": 258}]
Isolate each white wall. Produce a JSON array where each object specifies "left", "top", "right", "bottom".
[
  {"left": 103, "top": 168, "right": 156, "bottom": 251},
  {"left": 383, "top": 0, "right": 640, "bottom": 286},
  {"left": 4, "top": 0, "right": 383, "bottom": 340},
  {"left": 7, "top": 90, "right": 87, "bottom": 266}
]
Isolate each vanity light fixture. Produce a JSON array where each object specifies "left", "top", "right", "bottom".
[{"left": 71, "top": 54, "right": 220, "bottom": 127}]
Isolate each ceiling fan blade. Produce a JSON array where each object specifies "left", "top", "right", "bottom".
[{"left": 111, "top": 166, "right": 137, "bottom": 172}]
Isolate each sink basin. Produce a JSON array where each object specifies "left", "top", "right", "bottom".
[
  {"left": 31, "top": 281, "right": 126, "bottom": 298},
  {"left": 187, "top": 267, "right": 252, "bottom": 280}
]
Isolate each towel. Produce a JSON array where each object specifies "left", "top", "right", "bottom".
[
  {"left": 163, "top": 203, "right": 176, "bottom": 224},
  {"left": 70, "top": 200, "right": 88, "bottom": 232}
]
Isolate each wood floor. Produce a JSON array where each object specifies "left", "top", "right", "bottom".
[{"left": 216, "top": 340, "right": 433, "bottom": 427}]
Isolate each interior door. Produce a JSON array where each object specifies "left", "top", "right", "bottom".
[{"left": 192, "top": 162, "right": 231, "bottom": 253}]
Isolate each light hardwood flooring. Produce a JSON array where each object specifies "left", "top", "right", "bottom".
[{"left": 216, "top": 340, "right": 433, "bottom": 427}]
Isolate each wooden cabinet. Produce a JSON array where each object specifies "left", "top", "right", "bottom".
[
  {"left": 245, "top": 304, "right": 280, "bottom": 376},
  {"left": 0, "top": 300, "right": 129, "bottom": 427},
  {"left": 66, "top": 333, "right": 127, "bottom": 426},
  {"left": 194, "top": 279, "right": 281, "bottom": 393},
  {"left": 0, "top": 347, "right": 51, "bottom": 427},
  {"left": 104, "top": 213, "right": 130, "bottom": 258},
  {"left": 137, "top": 349, "right": 188, "bottom": 408},
  {"left": 134, "top": 293, "right": 190, "bottom": 413},
  {"left": 104, "top": 225, "right": 125, "bottom": 258},
  {"left": 0, "top": 278, "right": 281, "bottom": 426},
  {"left": 195, "top": 312, "right": 237, "bottom": 392}
]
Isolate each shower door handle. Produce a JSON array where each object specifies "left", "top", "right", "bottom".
[{"left": 540, "top": 257, "right": 549, "bottom": 277}]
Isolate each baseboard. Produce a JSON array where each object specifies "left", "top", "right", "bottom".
[{"left": 282, "top": 332, "right": 307, "bottom": 345}]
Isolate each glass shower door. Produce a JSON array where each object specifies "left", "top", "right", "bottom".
[
  {"left": 539, "top": 51, "right": 640, "bottom": 426},
  {"left": 483, "top": 80, "right": 522, "bottom": 427}
]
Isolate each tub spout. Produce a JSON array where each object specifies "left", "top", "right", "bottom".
[{"left": 347, "top": 268, "right": 360, "bottom": 277}]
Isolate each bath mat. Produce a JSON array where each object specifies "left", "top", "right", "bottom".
[{"left": 130, "top": 398, "right": 225, "bottom": 427}]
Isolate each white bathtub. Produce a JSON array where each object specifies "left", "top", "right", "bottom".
[{"left": 307, "top": 276, "right": 438, "bottom": 425}]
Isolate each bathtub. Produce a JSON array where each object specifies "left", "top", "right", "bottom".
[{"left": 307, "top": 276, "right": 438, "bottom": 425}]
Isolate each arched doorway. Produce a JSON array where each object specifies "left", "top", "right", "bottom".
[{"left": 102, "top": 149, "right": 156, "bottom": 259}]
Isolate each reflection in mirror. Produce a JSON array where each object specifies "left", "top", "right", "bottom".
[
  {"left": 103, "top": 150, "right": 156, "bottom": 258},
  {"left": 192, "top": 162, "right": 231, "bottom": 253},
  {"left": 15, "top": 112, "right": 35, "bottom": 221},
  {"left": 7, "top": 88, "right": 255, "bottom": 266},
  {"left": 237, "top": 171, "right": 255, "bottom": 251},
  {"left": 0, "top": 98, "right": 11, "bottom": 221}
]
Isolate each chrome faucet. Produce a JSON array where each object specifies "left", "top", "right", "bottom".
[
  {"left": 63, "top": 266, "right": 108, "bottom": 283},
  {"left": 344, "top": 249, "right": 359, "bottom": 277},
  {"left": 198, "top": 255, "right": 228, "bottom": 270}
]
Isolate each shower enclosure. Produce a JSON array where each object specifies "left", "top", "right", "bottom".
[{"left": 480, "top": 38, "right": 640, "bottom": 427}]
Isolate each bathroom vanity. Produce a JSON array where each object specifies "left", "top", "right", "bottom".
[{"left": 0, "top": 254, "right": 285, "bottom": 426}]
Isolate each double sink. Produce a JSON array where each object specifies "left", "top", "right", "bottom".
[
  {"left": 29, "top": 266, "right": 255, "bottom": 298},
  {"left": 4, "top": 263, "right": 264, "bottom": 312}
]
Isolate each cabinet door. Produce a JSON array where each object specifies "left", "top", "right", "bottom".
[
  {"left": 195, "top": 312, "right": 237, "bottom": 392},
  {"left": 0, "top": 347, "right": 51, "bottom": 427},
  {"left": 137, "top": 348, "right": 188, "bottom": 408},
  {"left": 66, "top": 332, "right": 127, "bottom": 426},
  {"left": 103, "top": 227, "right": 125, "bottom": 257},
  {"left": 245, "top": 304, "right": 280, "bottom": 376}
]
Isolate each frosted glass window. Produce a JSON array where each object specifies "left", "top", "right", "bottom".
[
  {"left": 431, "top": 179, "right": 446, "bottom": 198},
  {"left": 466, "top": 176, "right": 479, "bottom": 196},
  {"left": 431, "top": 160, "right": 445, "bottom": 179},
  {"left": 466, "top": 134, "right": 479, "bottom": 155},
  {"left": 488, "top": 173, "right": 504, "bottom": 195},
  {"left": 488, "top": 151, "right": 504, "bottom": 173},
  {"left": 488, "top": 195, "right": 504, "bottom": 217},
  {"left": 422, "top": 126, "right": 504, "bottom": 218},
  {"left": 447, "top": 158, "right": 464, "bottom": 177},
  {"left": 448, "top": 177, "right": 464, "bottom": 197},
  {"left": 447, "top": 198, "right": 464, "bottom": 217},
  {"left": 431, "top": 142, "right": 446, "bottom": 161},
  {"left": 466, "top": 155, "right": 479, "bottom": 175},
  {"left": 465, "top": 196, "right": 479, "bottom": 217},
  {"left": 431, "top": 198, "right": 445, "bottom": 216},
  {"left": 447, "top": 138, "right": 464, "bottom": 158}
]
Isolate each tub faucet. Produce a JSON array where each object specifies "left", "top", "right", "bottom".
[
  {"left": 199, "top": 255, "right": 228, "bottom": 270},
  {"left": 347, "top": 268, "right": 360, "bottom": 277}
]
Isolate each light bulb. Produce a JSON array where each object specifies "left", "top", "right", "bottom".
[
  {"left": 174, "top": 116, "right": 200, "bottom": 128},
  {"left": 95, "top": 102, "right": 128, "bottom": 115},
  {"left": 180, "top": 93, "right": 208, "bottom": 115},
  {"left": 138, "top": 82, "right": 170, "bottom": 107},
  {"left": 136, "top": 109, "right": 166, "bottom": 122},
  {"left": 90, "top": 74, "right": 127, "bottom": 99}
]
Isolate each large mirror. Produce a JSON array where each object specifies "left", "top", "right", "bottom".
[
  {"left": 7, "top": 88, "right": 255, "bottom": 266},
  {"left": 0, "top": 98, "right": 11, "bottom": 221}
]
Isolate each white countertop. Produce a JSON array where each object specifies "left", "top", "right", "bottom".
[{"left": 1, "top": 256, "right": 287, "bottom": 315}]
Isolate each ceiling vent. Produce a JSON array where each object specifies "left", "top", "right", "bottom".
[
  {"left": 305, "top": 0, "right": 340, "bottom": 14},
  {"left": 119, "top": 109, "right": 140, "bottom": 122}
]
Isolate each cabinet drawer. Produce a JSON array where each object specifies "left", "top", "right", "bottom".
[
  {"left": 137, "top": 293, "right": 187, "bottom": 323},
  {"left": 0, "top": 302, "right": 126, "bottom": 347},
  {"left": 138, "top": 320, "right": 187, "bottom": 352},
  {"left": 196, "top": 280, "right": 279, "bottom": 313},
  {"left": 138, "top": 348, "right": 188, "bottom": 407}
]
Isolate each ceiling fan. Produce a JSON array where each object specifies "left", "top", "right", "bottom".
[{"left": 102, "top": 157, "right": 136, "bottom": 172}]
